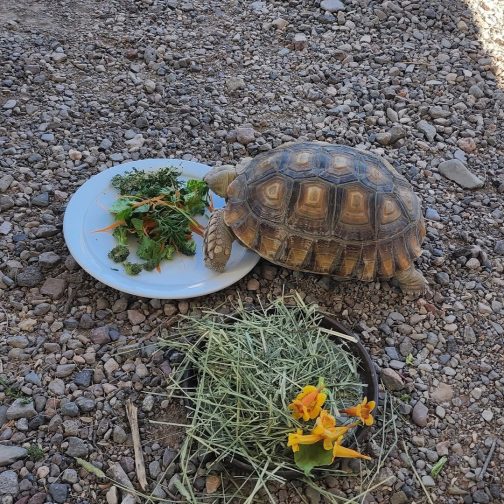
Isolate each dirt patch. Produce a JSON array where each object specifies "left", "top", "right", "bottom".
[{"left": 145, "top": 401, "right": 188, "bottom": 450}]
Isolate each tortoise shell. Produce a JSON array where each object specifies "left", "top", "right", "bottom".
[{"left": 224, "top": 142, "right": 425, "bottom": 281}]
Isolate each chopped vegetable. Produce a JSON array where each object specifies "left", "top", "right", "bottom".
[
  {"left": 108, "top": 245, "right": 130, "bottom": 263},
  {"left": 123, "top": 262, "right": 143, "bottom": 276},
  {"left": 99, "top": 167, "right": 210, "bottom": 274}
]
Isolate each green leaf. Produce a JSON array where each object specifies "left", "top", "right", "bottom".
[
  {"left": 133, "top": 204, "right": 150, "bottom": 214},
  {"left": 75, "top": 458, "right": 106, "bottom": 479},
  {"left": 131, "top": 218, "right": 144, "bottom": 236},
  {"left": 406, "top": 353, "right": 414, "bottom": 366},
  {"left": 110, "top": 199, "right": 131, "bottom": 214},
  {"left": 137, "top": 236, "right": 163, "bottom": 261},
  {"left": 431, "top": 456, "right": 447, "bottom": 478},
  {"left": 294, "top": 441, "right": 334, "bottom": 476}
]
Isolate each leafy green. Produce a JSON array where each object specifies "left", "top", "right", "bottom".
[
  {"left": 123, "top": 262, "right": 143, "bottom": 275},
  {"left": 111, "top": 167, "right": 180, "bottom": 197},
  {"left": 105, "top": 167, "right": 210, "bottom": 273},
  {"left": 182, "top": 179, "right": 209, "bottom": 215},
  {"left": 294, "top": 441, "right": 334, "bottom": 476},
  {"left": 108, "top": 245, "right": 130, "bottom": 263}
]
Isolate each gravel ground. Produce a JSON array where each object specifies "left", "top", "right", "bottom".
[{"left": 1, "top": 0, "right": 503, "bottom": 503}]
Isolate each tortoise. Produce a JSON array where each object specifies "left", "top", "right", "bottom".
[{"left": 203, "top": 142, "right": 428, "bottom": 294}]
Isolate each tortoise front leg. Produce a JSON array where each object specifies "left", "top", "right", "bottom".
[
  {"left": 204, "top": 209, "right": 234, "bottom": 272},
  {"left": 394, "top": 266, "right": 429, "bottom": 295}
]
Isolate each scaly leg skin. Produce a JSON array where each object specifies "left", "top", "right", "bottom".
[
  {"left": 394, "top": 266, "right": 429, "bottom": 296},
  {"left": 204, "top": 209, "right": 234, "bottom": 272}
]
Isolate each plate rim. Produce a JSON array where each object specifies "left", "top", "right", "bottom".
[{"left": 63, "top": 158, "right": 260, "bottom": 299}]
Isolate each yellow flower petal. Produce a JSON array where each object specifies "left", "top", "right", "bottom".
[
  {"left": 332, "top": 443, "right": 371, "bottom": 460},
  {"left": 323, "top": 438, "right": 334, "bottom": 451}
]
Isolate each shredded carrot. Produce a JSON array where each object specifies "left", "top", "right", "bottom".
[
  {"left": 94, "top": 220, "right": 126, "bottom": 233},
  {"left": 190, "top": 222, "right": 205, "bottom": 237}
]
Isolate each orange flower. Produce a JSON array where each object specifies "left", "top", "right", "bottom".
[
  {"left": 287, "top": 429, "right": 323, "bottom": 453},
  {"left": 311, "top": 410, "right": 355, "bottom": 451},
  {"left": 332, "top": 438, "right": 371, "bottom": 461},
  {"left": 288, "top": 385, "right": 327, "bottom": 421},
  {"left": 341, "top": 397, "right": 376, "bottom": 426}
]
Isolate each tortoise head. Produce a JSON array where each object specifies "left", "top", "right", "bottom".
[{"left": 204, "top": 165, "right": 237, "bottom": 198}]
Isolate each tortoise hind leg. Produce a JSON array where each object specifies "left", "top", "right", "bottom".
[
  {"left": 204, "top": 209, "right": 234, "bottom": 272},
  {"left": 394, "top": 266, "right": 428, "bottom": 295}
]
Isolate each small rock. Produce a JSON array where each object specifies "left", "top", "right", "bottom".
[
  {"left": 321, "top": 0, "right": 344, "bottom": 12},
  {"left": 391, "top": 491, "right": 408, "bottom": 504},
  {"left": 66, "top": 437, "right": 88, "bottom": 457},
  {"left": 381, "top": 368, "right": 404, "bottom": 391},
  {"left": 466, "top": 258, "right": 480, "bottom": 269},
  {"left": 48, "top": 483, "right": 68, "bottom": 503},
  {"left": 125, "top": 134, "right": 145, "bottom": 152},
  {"left": 104, "top": 358, "right": 119, "bottom": 375},
  {"left": 74, "top": 370, "right": 93, "bottom": 387},
  {"left": 412, "top": 401, "right": 429, "bottom": 427},
  {"left": 127, "top": 309, "right": 146, "bottom": 325},
  {"left": 421, "top": 475, "right": 435, "bottom": 487},
  {"left": 68, "top": 149, "right": 82, "bottom": 161},
  {"left": 16, "top": 266, "right": 43, "bottom": 287},
  {"left": 226, "top": 77, "right": 245, "bottom": 92},
  {"left": 106, "top": 486, "right": 119, "bottom": 504},
  {"left": 472, "top": 489, "right": 490, "bottom": 503},
  {"left": 31, "top": 192, "right": 50, "bottom": 207},
  {"left": 236, "top": 127, "right": 255, "bottom": 145},
  {"left": 25, "top": 371, "right": 42, "bottom": 386},
  {"left": 438, "top": 159, "right": 483, "bottom": 189},
  {"left": 90, "top": 326, "right": 111, "bottom": 345},
  {"left": 481, "top": 409, "right": 493, "bottom": 422},
  {"left": 149, "top": 460, "right": 161, "bottom": 479},
  {"left": 40, "top": 278, "right": 67, "bottom": 299},
  {"left": 61, "top": 402, "right": 79, "bottom": 417},
  {"left": 55, "top": 364, "right": 76, "bottom": 378},
  {"left": 3, "top": 100, "right": 17, "bottom": 110},
  {"left": 435, "top": 272, "right": 450, "bottom": 285},
  {"left": 6, "top": 399, "right": 37, "bottom": 420},
  {"left": 62, "top": 469, "right": 78, "bottom": 484},
  {"left": 100, "top": 138, "right": 113, "bottom": 150},
  {"left": 75, "top": 397, "right": 96, "bottom": 412},
  {"left": 247, "top": 278, "right": 260, "bottom": 291},
  {"left": 0, "top": 446, "right": 27, "bottom": 467},
  {"left": 293, "top": 33, "right": 307, "bottom": 51},
  {"left": 468, "top": 85, "right": 484, "bottom": 98},
  {"left": 458, "top": 137, "right": 477, "bottom": 153},
  {"left": 425, "top": 208, "right": 440, "bottom": 221},
  {"left": 0, "top": 470, "right": 19, "bottom": 495},
  {"left": 144, "top": 79, "right": 156, "bottom": 93},
  {"left": 113, "top": 426, "right": 128, "bottom": 444},
  {"left": 494, "top": 240, "right": 504, "bottom": 255},
  {"left": 431, "top": 383, "right": 453, "bottom": 403},
  {"left": 38, "top": 251, "right": 61, "bottom": 268},
  {"left": 48, "top": 379, "right": 65, "bottom": 395},
  {"left": 417, "top": 120, "right": 436, "bottom": 142},
  {"left": 142, "top": 395, "right": 155, "bottom": 412},
  {"left": 0, "top": 174, "right": 14, "bottom": 192}
]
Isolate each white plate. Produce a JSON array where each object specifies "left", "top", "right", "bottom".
[{"left": 63, "top": 158, "right": 259, "bottom": 299}]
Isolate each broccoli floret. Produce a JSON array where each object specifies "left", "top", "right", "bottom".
[
  {"left": 178, "top": 239, "right": 197, "bottom": 256},
  {"left": 143, "top": 260, "right": 158, "bottom": 272},
  {"left": 108, "top": 245, "right": 130, "bottom": 263},
  {"left": 112, "top": 226, "right": 129, "bottom": 245},
  {"left": 123, "top": 262, "right": 143, "bottom": 275}
]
